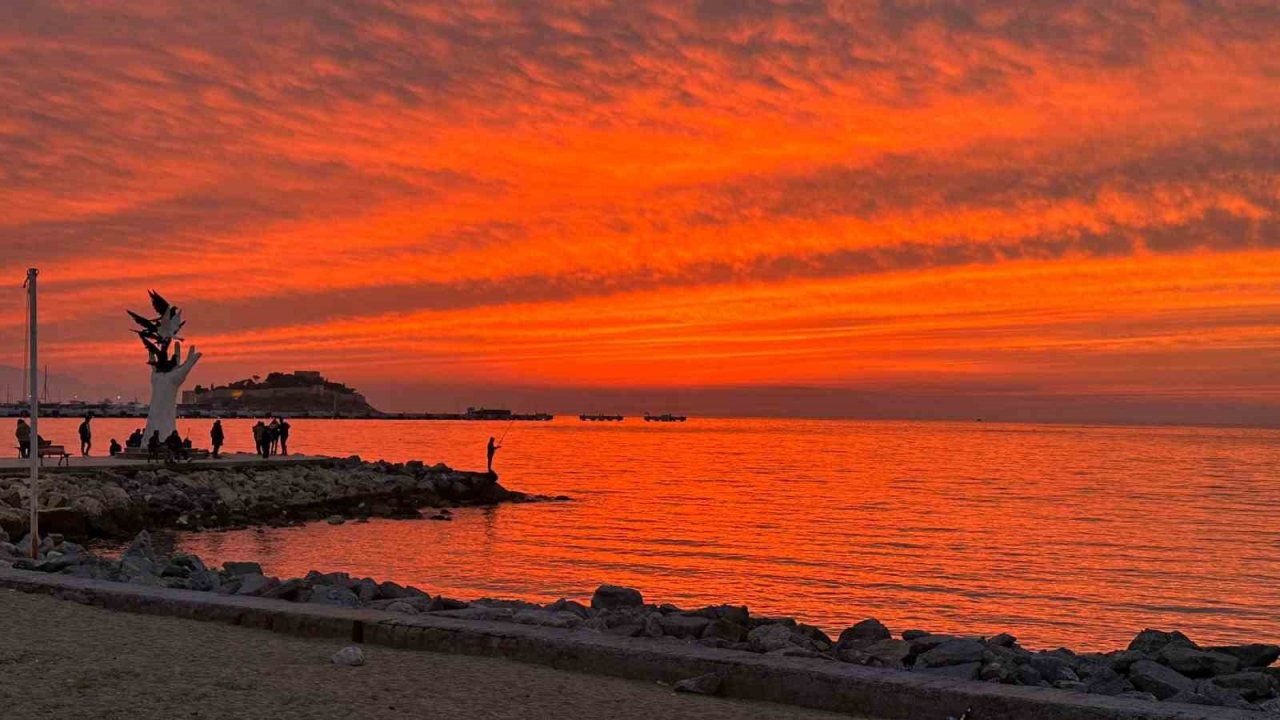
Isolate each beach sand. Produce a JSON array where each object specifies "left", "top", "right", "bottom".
[{"left": 0, "top": 589, "right": 860, "bottom": 720}]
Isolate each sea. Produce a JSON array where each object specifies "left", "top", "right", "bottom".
[{"left": 32, "top": 416, "right": 1280, "bottom": 651}]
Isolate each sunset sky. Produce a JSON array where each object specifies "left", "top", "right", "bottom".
[{"left": 1, "top": 2, "right": 1278, "bottom": 423}]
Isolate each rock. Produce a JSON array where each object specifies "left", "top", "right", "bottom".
[
  {"left": 235, "top": 574, "right": 279, "bottom": 596},
  {"left": 426, "top": 596, "right": 468, "bottom": 612},
  {"left": 224, "top": 561, "right": 263, "bottom": 576},
  {"left": 1259, "top": 697, "right": 1280, "bottom": 713},
  {"left": 1118, "top": 690, "right": 1159, "bottom": 702},
  {"left": 377, "top": 581, "right": 410, "bottom": 599},
  {"left": 920, "top": 662, "right": 981, "bottom": 680},
  {"left": 694, "top": 604, "right": 749, "bottom": 626},
  {"left": 1194, "top": 679, "right": 1256, "bottom": 709},
  {"left": 986, "top": 632, "right": 1017, "bottom": 648},
  {"left": 1016, "top": 664, "right": 1044, "bottom": 686},
  {"left": 861, "top": 638, "right": 912, "bottom": 668},
  {"left": 1082, "top": 667, "right": 1134, "bottom": 696},
  {"left": 326, "top": 515, "right": 345, "bottom": 525},
  {"left": 701, "top": 617, "right": 746, "bottom": 643},
  {"left": 836, "top": 618, "right": 891, "bottom": 652},
  {"left": 1129, "top": 659, "right": 1196, "bottom": 700},
  {"left": 1127, "top": 629, "right": 1196, "bottom": 656},
  {"left": 307, "top": 584, "right": 359, "bottom": 607},
  {"left": 1165, "top": 690, "right": 1216, "bottom": 706},
  {"left": 331, "top": 646, "right": 364, "bottom": 667},
  {"left": 642, "top": 613, "right": 664, "bottom": 638},
  {"left": 747, "top": 623, "right": 804, "bottom": 653},
  {"left": 1212, "top": 672, "right": 1275, "bottom": 701},
  {"left": 189, "top": 569, "right": 221, "bottom": 592},
  {"left": 259, "top": 578, "right": 307, "bottom": 601},
  {"left": 1109, "top": 650, "right": 1148, "bottom": 673},
  {"left": 354, "top": 578, "right": 379, "bottom": 603},
  {"left": 1030, "top": 654, "right": 1080, "bottom": 684},
  {"left": 591, "top": 584, "right": 643, "bottom": 611},
  {"left": 916, "top": 639, "right": 986, "bottom": 668},
  {"left": 513, "top": 609, "right": 582, "bottom": 629},
  {"left": 385, "top": 601, "right": 417, "bottom": 614},
  {"left": 906, "top": 633, "right": 958, "bottom": 655},
  {"left": 673, "top": 673, "right": 721, "bottom": 696},
  {"left": 1160, "top": 645, "right": 1239, "bottom": 678},
  {"left": 658, "top": 614, "right": 711, "bottom": 638},
  {"left": 545, "top": 598, "right": 591, "bottom": 619},
  {"left": 1210, "top": 644, "right": 1280, "bottom": 670}
]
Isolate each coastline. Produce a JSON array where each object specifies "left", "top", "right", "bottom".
[
  {"left": 0, "top": 455, "right": 562, "bottom": 541},
  {"left": 2, "top": 531, "right": 1277, "bottom": 716}
]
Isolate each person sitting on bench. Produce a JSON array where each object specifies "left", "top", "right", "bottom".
[
  {"left": 147, "top": 431, "right": 162, "bottom": 462},
  {"left": 164, "top": 430, "right": 189, "bottom": 462},
  {"left": 15, "top": 418, "right": 30, "bottom": 458},
  {"left": 126, "top": 428, "right": 144, "bottom": 448},
  {"left": 109, "top": 438, "right": 122, "bottom": 456}
]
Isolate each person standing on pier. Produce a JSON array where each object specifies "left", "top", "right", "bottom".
[
  {"left": 253, "top": 421, "right": 269, "bottom": 459},
  {"left": 210, "top": 419, "right": 224, "bottom": 459},
  {"left": 15, "top": 418, "right": 30, "bottom": 459},
  {"left": 78, "top": 414, "right": 93, "bottom": 457},
  {"left": 278, "top": 417, "right": 291, "bottom": 456},
  {"left": 147, "top": 430, "right": 162, "bottom": 463},
  {"left": 487, "top": 436, "right": 500, "bottom": 474}
]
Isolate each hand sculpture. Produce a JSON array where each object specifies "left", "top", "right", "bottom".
[{"left": 130, "top": 292, "right": 200, "bottom": 441}]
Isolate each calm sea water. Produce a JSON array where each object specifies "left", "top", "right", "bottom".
[{"left": 34, "top": 416, "right": 1280, "bottom": 651}]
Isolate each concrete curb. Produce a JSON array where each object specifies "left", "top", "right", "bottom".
[{"left": 0, "top": 567, "right": 1259, "bottom": 720}]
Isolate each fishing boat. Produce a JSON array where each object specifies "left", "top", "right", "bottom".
[
  {"left": 579, "top": 413, "right": 624, "bottom": 422},
  {"left": 643, "top": 413, "right": 687, "bottom": 422}
]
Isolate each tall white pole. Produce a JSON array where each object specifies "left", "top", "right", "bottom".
[{"left": 26, "top": 268, "right": 39, "bottom": 558}]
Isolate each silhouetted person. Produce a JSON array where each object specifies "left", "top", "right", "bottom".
[
  {"left": 210, "top": 419, "right": 224, "bottom": 459},
  {"left": 147, "top": 430, "right": 162, "bottom": 463},
  {"left": 253, "top": 421, "right": 268, "bottom": 459},
  {"left": 487, "top": 436, "right": 500, "bottom": 474},
  {"left": 278, "top": 417, "right": 291, "bottom": 456},
  {"left": 78, "top": 414, "right": 93, "bottom": 456},
  {"left": 109, "top": 438, "right": 122, "bottom": 456},
  {"left": 165, "top": 430, "right": 187, "bottom": 461},
  {"left": 268, "top": 418, "right": 281, "bottom": 456},
  {"left": 126, "top": 428, "right": 143, "bottom": 448},
  {"left": 15, "top": 419, "right": 30, "bottom": 459}
]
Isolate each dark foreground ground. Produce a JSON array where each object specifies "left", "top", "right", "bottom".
[{"left": 0, "top": 589, "right": 859, "bottom": 720}]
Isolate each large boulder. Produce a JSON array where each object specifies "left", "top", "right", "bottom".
[
  {"left": 748, "top": 623, "right": 806, "bottom": 653},
  {"left": 1129, "top": 659, "right": 1196, "bottom": 700},
  {"left": 1209, "top": 644, "right": 1280, "bottom": 670},
  {"left": 916, "top": 639, "right": 986, "bottom": 668},
  {"left": 862, "top": 639, "right": 912, "bottom": 668},
  {"left": 234, "top": 574, "right": 279, "bottom": 596},
  {"left": 591, "top": 584, "right": 644, "bottom": 611},
  {"left": 1159, "top": 645, "right": 1239, "bottom": 678},
  {"left": 1128, "top": 629, "right": 1196, "bottom": 656},
  {"left": 223, "top": 561, "right": 263, "bottom": 576},
  {"left": 1031, "top": 654, "right": 1080, "bottom": 684},
  {"left": 836, "top": 618, "right": 891, "bottom": 652},
  {"left": 658, "top": 614, "right": 711, "bottom": 638},
  {"left": 701, "top": 617, "right": 746, "bottom": 643},
  {"left": 1211, "top": 671, "right": 1276, "bottom": 701}
]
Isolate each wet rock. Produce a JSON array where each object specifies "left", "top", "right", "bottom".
[
  {"left": 673, "top": 673, "right": 721, "bottom": 696},
  {"left": 1128, "top": 629, "right": 1196, "bottom": 656},
  {"left": 325, "top": 515, "right": 345, "bottom": 525},
  {"left": 1129, "top": 659, "right": 1196, "bottom": 700},
  {"left": 836, "top": 618, "right": 891, "bottom": 652},
  {"left": 1209, "top": 644, "right": 1280, "bottom": 670},
  {"left": 591, "top": 584, "right": 643, "bottom": 611},
  {"left": 916, "top": 639, "right": 986, "bottom": 668},
  {"left": 331, "top": 646, "right": 364, "bottom": 667},
  {"left": 1159, "top": 645, "right": 1239, "bottom": 678}
]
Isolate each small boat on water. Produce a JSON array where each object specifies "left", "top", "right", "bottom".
[
  {"left": 643, "top": 413, "right": 687, "bottom": 422},
  {"left": 579, "top": 414, "right": 624, "bottom": 422}
]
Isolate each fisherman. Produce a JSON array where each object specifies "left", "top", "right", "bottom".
[
  {"left": 78, "top": 413, "right": 93, "bottom": 456},
  {"left": 210, "top": 419, "right": 224, "bottom": 459},
  {"left": 15, "top": 418, "right": 30, "bottom": 459},
  {"left": 487, "top": 436, "right": 500, "bottom": 474},
  {"left": 278, "top": 417, "right": 291, "bottom": 456}
]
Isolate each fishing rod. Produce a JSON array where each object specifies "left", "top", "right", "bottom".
[{"left": 497, "top": 416, "right": 517, "bottom": 444}]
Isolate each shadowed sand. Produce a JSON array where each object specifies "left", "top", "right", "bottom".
[{"left": 0, "top": 589, "right": 860, "bottom": 720}]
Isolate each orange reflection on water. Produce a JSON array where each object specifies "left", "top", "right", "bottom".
[{"left": 61, "top": 416, "right": 1280, "bottom": 651}]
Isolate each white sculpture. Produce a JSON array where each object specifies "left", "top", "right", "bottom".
[{"left": 129, "top": 291, "right": 200, "bottom": 442}]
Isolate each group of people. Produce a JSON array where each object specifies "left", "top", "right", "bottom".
[
  {"left": 251, "top": 417, "right": 290, "bottom": 459},
  {"left": 14, "top": 415, "right": 295, "bottom": 463}
]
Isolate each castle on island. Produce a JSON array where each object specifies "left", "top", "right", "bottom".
[{"left": 181, "top": 370, "right": 376, "bottom": 417}]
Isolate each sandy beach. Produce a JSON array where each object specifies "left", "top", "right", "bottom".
[{"left": 0, "top": 589, "right": 858, "bottom": 720}]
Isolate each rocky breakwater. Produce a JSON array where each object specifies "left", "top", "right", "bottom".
[
  {"left": 0, "top": 458, "right": 556, "bottom": 541},
  {"left": 4, "top": 534, "right": 1278, "bottom": 714}
]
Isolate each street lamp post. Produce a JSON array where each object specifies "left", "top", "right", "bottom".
[{"left": 25, "top": 268, "right": 39, "bottom": 558}]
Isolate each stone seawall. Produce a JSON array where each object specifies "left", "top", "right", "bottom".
[{"left": 0, "top": 457, "right": 554, "bottom": 540}]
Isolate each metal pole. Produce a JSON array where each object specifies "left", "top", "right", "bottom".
[{"left": 26, "top": 268, "right": 39, "bottom": 558}]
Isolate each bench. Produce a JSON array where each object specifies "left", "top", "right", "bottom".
[{"left": 16, "top": 445, "right": 71, "bottom": 467}]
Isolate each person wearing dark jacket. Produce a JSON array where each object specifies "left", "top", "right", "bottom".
[
  {"left": 15, "top": 419, "right": 30, "bottom": 459},
  {"left": 210, "top": 420, "right": 225, "bottom": 459},
  {"left": 78, "top": 414, "right": 93, "bottom": 456},
  {"left": 147, "top": 431, "right": 162, "bottom": 463},
  {"left": 278, "top": 418, "right": 291, "bottom": 456},
  {"left": 109, "top": 438, "right": 122, "bottom": 456}
]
